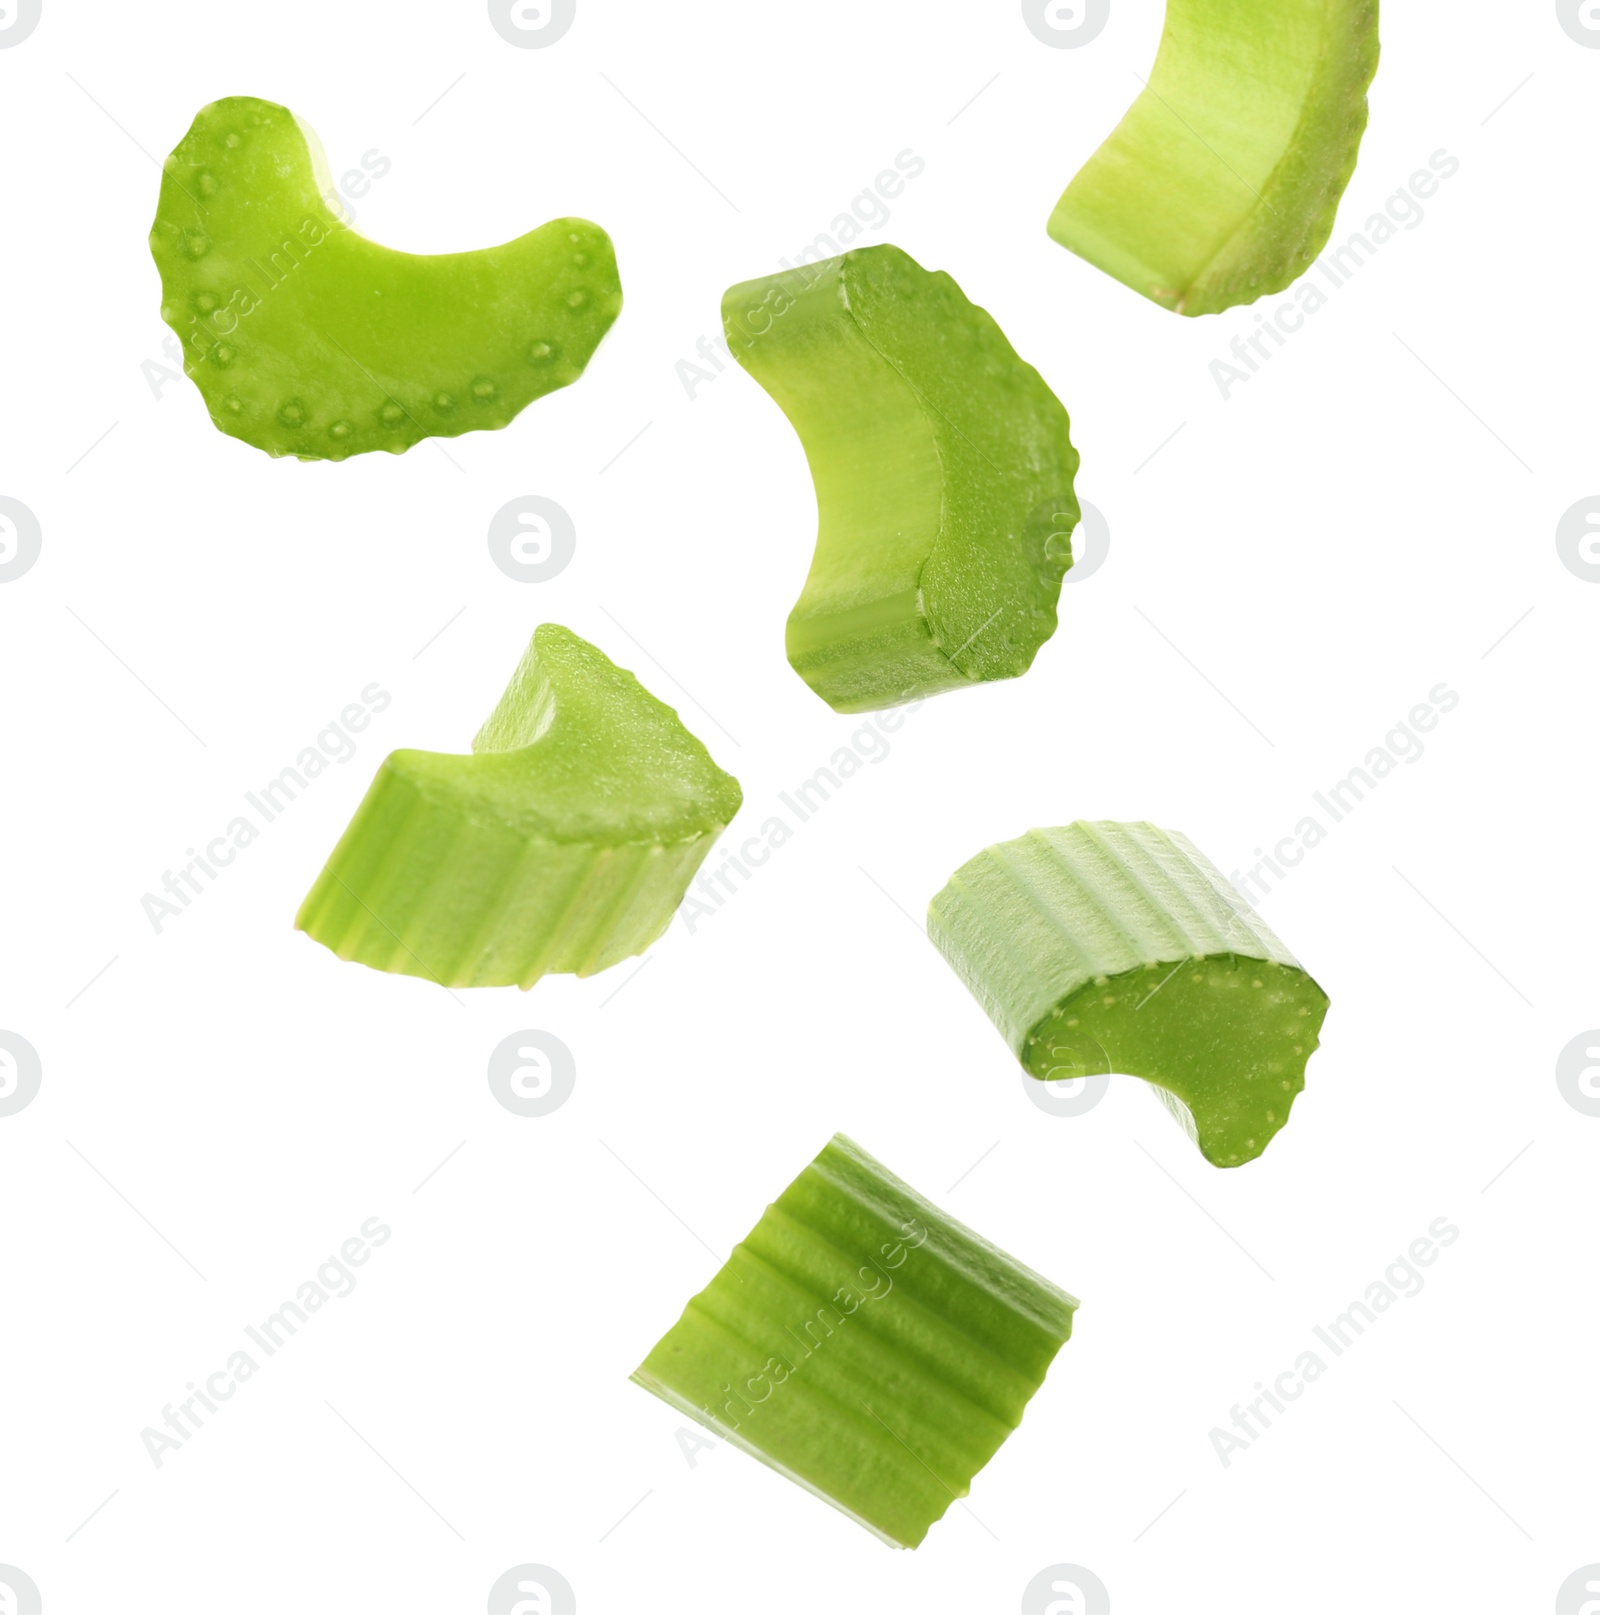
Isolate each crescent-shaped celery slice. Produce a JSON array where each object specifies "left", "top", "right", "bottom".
[
  {"left": 724, "top": 245, "right": 1081, "bottom": 713},
  {"left": 150, "top": 96, "right": 622, "bottom": 459}
]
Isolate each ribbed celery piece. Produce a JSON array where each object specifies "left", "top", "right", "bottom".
[
  {"left": 150, "top": 96, "right": 622, "bottom": 460},
  {"left": 633, "top": 1133, "right": 1077, "bottom": 1548},
  {"left": 723, "top": 245, "right": 1080, "bottom": 713},
  {"left": 928, "top": 822, "right": 1329, "bottom": 1166},
  {"left": 296, "top": 626, "right": 740, "bottom": 990},
  {"left": 1048, "top": 0, "right": 1379, "bottom": 315}
]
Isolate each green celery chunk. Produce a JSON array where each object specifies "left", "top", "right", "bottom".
[
  {"left": 1048, "top": 0, "right": 1379, "bottom": 315},
  {"left": 296, "top": 625, "right": 741, "bottom": 989},
  {"left": 927, "top": 822, "right": 1330, "bottom": 1166},
  {"left": 150, "top": 96, "right": 622, "bottom": 460},
  {"left": 633, "top": 1133, "right": 1078, "bottom": 1548},
  {"left": 723, "top": 245, "right": 1081, "bottom": 713}
]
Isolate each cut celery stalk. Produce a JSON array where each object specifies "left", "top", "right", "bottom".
[
  {"left": 296, "top": 626, "right": 741, "bottom": 990},
  {"left": 632, "top": 1133, "right": 1077, "bottom": 1548},
  {"left": 723, "top": 245, "right": 1081, "bottom": 713},
  {"left": 927, "top": 822, "right": 1329, "bottom": 1166},
  {"left": 1047, "top": 0, "right": 1379, "bottom": 315},
  {"left": 150, "top": 96, "right": 622, "bottom": 460}
]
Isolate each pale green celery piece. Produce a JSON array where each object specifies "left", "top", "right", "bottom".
[
  {"left": 150, "top": 96, "right": 622, "bottom": 459},
  {"left": 927, "top": 822, "right": 1330, "bottom": 1166},
  {"left": 1048, "top": 0, "right": 1380, "bottom": 315},
  {"left": 633, "top": 1134, "right": 1077, "bottom": 1548},
  {"left": 295, "top": 626, "right": 741, "bottom": 990},
  {"left": 723, "top": 244, "right": 1081, "bottom": 713}
]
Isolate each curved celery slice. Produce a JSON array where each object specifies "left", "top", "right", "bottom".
[
  {"left": 150, "top": 96, "right": 622, "bottom": 460},
  {"left": 1047, "top": 0, "right": 1380, "bottom": 315},
  {"left": 927, "top": 822, "right": 1329, "bottom": 1167},
  {"left": 296, "top": 625, "right": 741, "bottom": 989},
  {"left": 723, "top": 245, "right": 1081, "bottom": 713},
  {"left": 633, "top": 1133, "right": 1077, "bottom": 1549}
]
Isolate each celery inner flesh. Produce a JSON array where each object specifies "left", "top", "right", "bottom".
[
  {"left": 724, "top": 245, "right": 1080, "bottom": 713},
  {"left": 150, "top": 96, "right": 623, "bottom": 459}
]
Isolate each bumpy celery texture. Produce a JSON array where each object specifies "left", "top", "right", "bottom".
[
  {"left": 633, "top": 1133, "right": 1078, "bottom": 1548},
  {"left": 1048, "top": 0, "right": 1380, "bottom": 315},
  {"left": 724, "top": 244, "right": 1081, "bottom": 713},
  {"left": 296, "top": 626, "right": 741, "bottom": 990},
  {"left": 928, "top": 822, "right": 1330, "bottom": 1166},
  {"left": 150, "top": 96, "right": 622, "bottom": 459}
]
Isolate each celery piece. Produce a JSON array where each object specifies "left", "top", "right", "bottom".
[
  {"left": 928, "top": 822, "right": 1329, "bottom": 1166},
  {"left": 723, "top": 245, "right": 1081, "bottom": 713},
  {"left": 632, "top": 1133, "right": 1077, "bottom": 1548},
  {"left": 1048, "top": 0, "right": 1380, "bottom": 315},
  {"left": 295, "top": 626, "right": 740, "bottom": 990},
  {"left": 150, "top": 96, "right": 622, "bottom": 460}
]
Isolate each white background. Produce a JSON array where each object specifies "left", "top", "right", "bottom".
[{"left": 1, "top": 2, "right": 1596, "bottom": 1611}]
